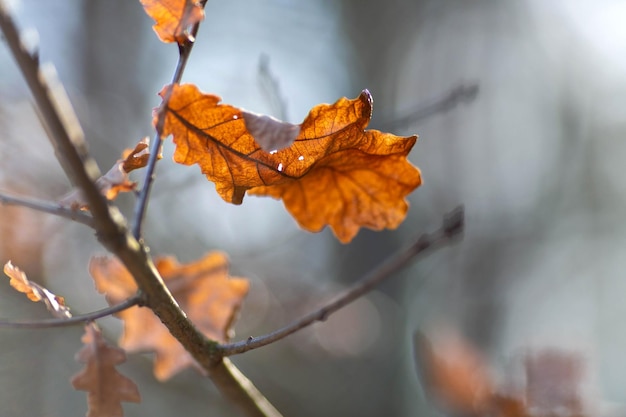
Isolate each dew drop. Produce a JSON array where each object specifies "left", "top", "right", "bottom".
[
  {"left": 233, "top": 114, "right": 239, "bottom": 120},
  {"left": 277, "top": 163, "right": 284, "bottom": 172},
  {"left": 298, "top": 155, "right": 304, "bottom": 161},
  {"left": 269, "top": 149, "right": 278, "bottom": 155}
]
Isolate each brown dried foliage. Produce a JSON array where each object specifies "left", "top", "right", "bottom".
[
  {"left": 159, "top": 84, "right": 421, "bottom": 242},
  {"left": 89, "top": 252, "right": 249, "bottom": 380},
  {"left": 71, "top": 324, "right": 141, "bottom": 417},
  {"left": 139, "top": 0, "right": 204, "bottom": 43}
]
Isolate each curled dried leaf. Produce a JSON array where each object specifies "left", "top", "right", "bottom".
[
  {"left": 59, "top": 137, "right": 154, "bottom": 210},
  {"left": 414, "top": 332, "right": 493, "bottom": 417},
  {"left": 160, "top": 84, "right": 421, "bottom": 242},
  {"left": 121, "top": 136, "right": 154, "bottom": 172},
  {"left": 3, "top": 261, "right": 70, "bottom": 318}
]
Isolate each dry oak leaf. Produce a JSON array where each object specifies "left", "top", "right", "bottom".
[
  {"left": 71, "top": 324, "right": 141, "bottom": 417},
  {"left": 59, "top": 137, "right": 155, "bottom": 210},
  {"left": 89, "top": 252, "right": 249, "bottom": 381},
  {"left": 140, "top": 0, "right": 204, "bottom": 44},
  {"left": 414, "top": 332, "right": 493, "bottom": 417},
  {"left": 3, "top": 261, "right": 70, "bottom": 318},
  {"left": 121, "top": 136, "right": 154, "bottom": 172},
  {"left": 159, "top": 83, "right": 421, "bottom": 243}
]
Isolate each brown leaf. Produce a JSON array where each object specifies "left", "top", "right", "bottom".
[
  {"left": 490, "top": 395, "right": 528, "bottom": 417},
  {"left": 3, "top": 261, "right": 71, "bottom": 318},
  {"left": 160, "top": 83, "right": 421, "bottom": 243},
  {"left": 71, "top": 324, "right": 141, "bottom": 417},
  {"left": 59, "top": 138, "right": 154, "bottom": 210},
  {"left": 413, "top": 332, "right": 493, "bottom": 417},
  {"left": 89, "top": 252, "right": 249, "bottom": 380},
  {"left": 121, "top": 136, "right": 153, "bottom": 173},
  {"left": 140, "top": 0, "right": 204, "bottom": 44},
  {"left": 414, "top": 332, "right": 599, "bottom": 417}
]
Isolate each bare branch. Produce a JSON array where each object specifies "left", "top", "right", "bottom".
[
  {"left": 219, "top": 206, "right": 465, "bottom": 356},
  {"left": 0, "top": 295, "right": 141, "bottom": 329},
  {"left": 0, "top": 190, "right": 94, "bottom": 227}
]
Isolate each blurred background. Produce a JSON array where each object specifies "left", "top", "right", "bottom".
[{"left": 1, "top": 0, "right": 626, "bottom": 416}]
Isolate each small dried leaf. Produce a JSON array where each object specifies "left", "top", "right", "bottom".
[
  {"left": 140, "top": 0, "right": 204, "bottom": 44},
  {"left": 413, "top": 332, "right": 493, "bottom": 417},
  {"left": 89, "top": 252, "right": 249, "bottom": 380},
  {"left": 3, "top": 261, "right": 70, "bottom": 318},
  {"left": 71, "top": 324, "right": 140, "bottom": 417},
  {"left": 59, "top": 138, "right": 153, "bottom": 210},
  {"left": 4, "top": 260, "right": 41, "bottom": 302},
  {"left": 121, "top": 136, "right": 155, "bottom": 173}
]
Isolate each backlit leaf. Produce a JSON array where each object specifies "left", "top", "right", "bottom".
[
  {"left": 59, "top": 137, "right": 155, "bottom": 210},
  {"left": 3, "top": 260, "right": 70, "bottom": 318},
  {"left": 121, "top": 136, "right": 153, "bottom": 173},
  {"left": 414, "top": 331, "right": 493, "bottom": 417},
  {"left": 71, "top": 324, "right": 141, "bottom": 417},
  {"left": 89, "top": 252, "right": 249, "bottom": 380},
  {"left": 140, "top": 0, "right": 204, "bottom": 44},
  {"left": 159, "top": 83, "right": 421, "bottom": 243},
  {"left": 414, "top": 332, "right": 592, "bottom": 417}
]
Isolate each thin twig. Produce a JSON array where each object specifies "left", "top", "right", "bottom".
[
  {"left": 0, "top": 295, "right": 141, "bottom": 329},
  {"left": 378, "top": 83, "right": 479, "bottom": 131},
  {"left": 131, "top": 0, "right": 208, "bottom": 239},
  {"left": 219, "top": 206, "right": 465, "bottom": 356},
  {"left": 0, "top": 190, "right": 94, "bottom": 227}
]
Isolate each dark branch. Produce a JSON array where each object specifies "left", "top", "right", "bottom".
[
  {"left": 219, "top": 206, "right": 465, "bottom": 356},
  {"left": 0, "top": 295, "right": 141, "bottom": 329},
  {"left": 0, "top": 190, "right": 94, "bottom": 227}
]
